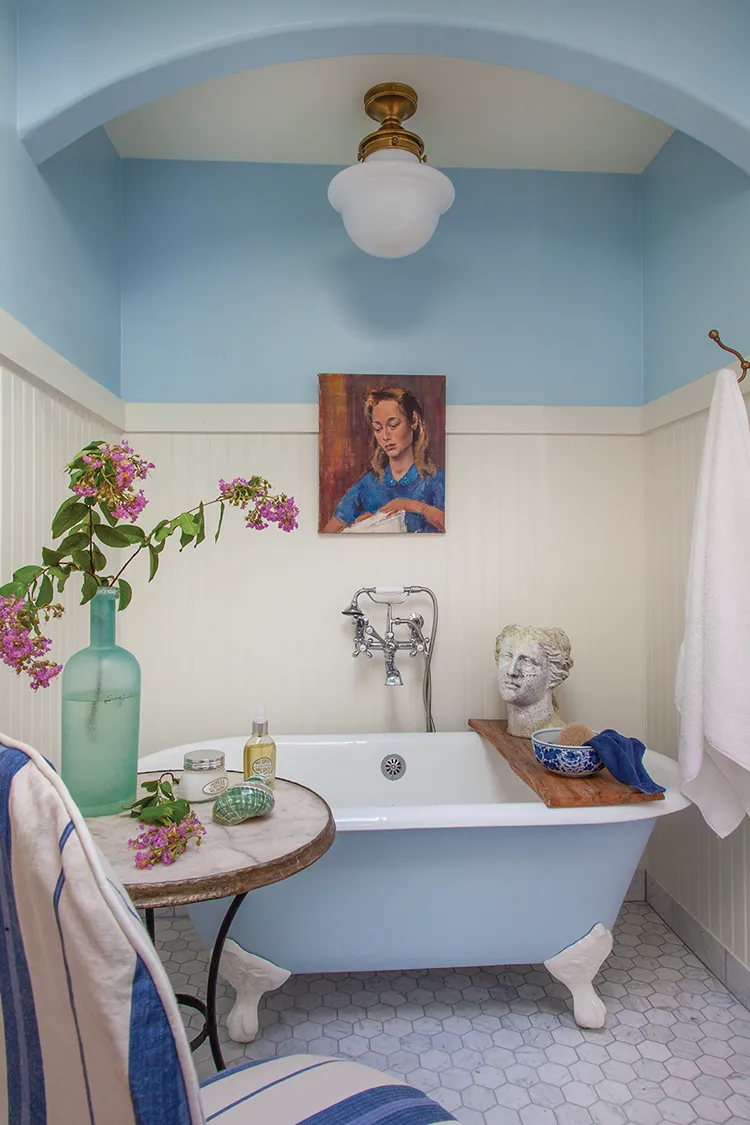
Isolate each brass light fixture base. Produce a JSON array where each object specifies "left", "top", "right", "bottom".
[{"left": 357, "top": 82, "right": 426, "bottom": 162}]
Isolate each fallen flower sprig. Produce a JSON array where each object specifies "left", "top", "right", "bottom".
[
  {"left": 128, "top": 814, "right": 207, "bottom": 869},
  {"left": 122, "top": 772, "right": 190, "bottom": 825},
  {"left": 0, "top": 440, "right": 299, "bottom": 690}
]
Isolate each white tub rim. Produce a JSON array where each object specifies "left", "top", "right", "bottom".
[{"left": 139, "top": 731, "right": 690, "bottom": 831}]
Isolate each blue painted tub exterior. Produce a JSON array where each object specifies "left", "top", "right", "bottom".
[{"left": 187, "top": 819, "right": 653, "bottom": 971}]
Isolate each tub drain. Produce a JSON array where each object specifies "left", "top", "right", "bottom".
[{"left": 381, "top": 753, "right": 406, "bottom": 780}]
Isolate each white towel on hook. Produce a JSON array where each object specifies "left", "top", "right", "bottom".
[{"left": 676, "top": 366, "right": 750, "bottom": 837}]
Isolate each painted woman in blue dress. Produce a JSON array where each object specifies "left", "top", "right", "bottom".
[{"left": 324, "top": 386, "right": 445, "bottom": 533}]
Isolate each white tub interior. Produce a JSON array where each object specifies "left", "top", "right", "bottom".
[
  {"left": 139, "top": 730, "right": 688, "bottom": 831},
  {"left": 275, "top": 732, "right": 533, "bottom": 807}
]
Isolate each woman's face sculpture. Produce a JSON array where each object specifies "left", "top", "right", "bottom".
[
  {"left": 371, "top": 399, "right": 415, "bottom": 462},
  {"left": 497, "top": 638, "right": 551, "bottom": 707}
]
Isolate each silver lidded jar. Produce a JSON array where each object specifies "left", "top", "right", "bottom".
[{"left": 176, "top": 749, "right": 230, "bottom": 803}]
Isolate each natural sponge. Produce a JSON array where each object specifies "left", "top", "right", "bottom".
[{"left": 557, "top": 722, "right": 596, "bottom": 746}]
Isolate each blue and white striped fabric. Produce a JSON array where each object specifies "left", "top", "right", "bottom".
[
  {"left": 0, "top": 734, "right": 203, "bottom": 1125},
  {"left": 0, "top": 735, "right": 455, "bottom": 1125},
  {"left": 199, "top": 1056, "right": 456, "bottom": 1123}
]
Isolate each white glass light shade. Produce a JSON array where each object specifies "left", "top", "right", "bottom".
[{"left": 328, "top": 150, "right": 455, "bottom": 259}]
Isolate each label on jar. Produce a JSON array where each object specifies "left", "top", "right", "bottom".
[
  {"left": 202, "top": 776, "right": 229, "bottom": 797},
  {"left": 252, "top": 756, "right": 273, "bottom": 778}
]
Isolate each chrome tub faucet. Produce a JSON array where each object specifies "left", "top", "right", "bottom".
[{"left": 341, "top": 586, "right": 439, "bottom": 731}]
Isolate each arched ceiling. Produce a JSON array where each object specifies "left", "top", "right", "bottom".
[
  {"left": 106, "top": 56, "right": 673, "bottom": 173},
  {"left": 17, "top": 1, "right": 750, "bottom": 174}
]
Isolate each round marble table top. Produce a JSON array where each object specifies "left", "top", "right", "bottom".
[{"left": 86, "top": 772, "right": 335, "bottom": 909}]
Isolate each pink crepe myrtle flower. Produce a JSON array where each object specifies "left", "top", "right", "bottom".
[
  {"left": 128, "top": 812, "right": 206, "bottom": 869},
  {"left": 218, "top": 476, "right": 299, "bottom": 532},
  {"left": 0, "top": 595, "right": 63, "bottom": 690},
  {"left": 73, "top": 440, "right": 155, "bottom": 522}
]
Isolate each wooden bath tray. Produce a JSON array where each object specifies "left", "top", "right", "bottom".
[{"left": 469, "top": 719, "right": 665, "bottom": 809}]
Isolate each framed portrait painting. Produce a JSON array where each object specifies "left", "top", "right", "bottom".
[{"left": 318, "top": 374, "right": 446, "bottom": 534}]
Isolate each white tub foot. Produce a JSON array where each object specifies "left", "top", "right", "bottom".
[
  {"left": 218, "top": 940, "right": 291, "bottom": 1042},
  {"left": 544, "top": 922, "right": 613, "bottom": 1029}
]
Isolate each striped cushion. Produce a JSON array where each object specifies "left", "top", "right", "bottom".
[
  {"left": 199, "top": 1056, "right": 455, "bottom": 1124},
  {"left": 0, "top": 735, "right": 204, "bottom": 1125}
]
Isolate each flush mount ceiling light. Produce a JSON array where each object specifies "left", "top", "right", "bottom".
[{"left": 328, "top": 82, "right": 455, "bottom": 259}]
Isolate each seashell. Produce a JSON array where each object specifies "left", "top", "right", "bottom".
[{"left": 212, "top": 777, "right": 275, "bottom": 826}]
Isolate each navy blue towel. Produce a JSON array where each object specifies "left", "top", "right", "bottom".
[{"left": 585, "top": 730, "right": 666, "bottom": 794}]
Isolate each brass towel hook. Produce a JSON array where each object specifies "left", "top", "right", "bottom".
[{"left": 709, "top": 329, "right": 750, "bottom": 383}]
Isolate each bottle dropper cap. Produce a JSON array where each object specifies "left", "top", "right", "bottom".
[{"left": 252, "top": 706, "right": 268, "bottom": 736}]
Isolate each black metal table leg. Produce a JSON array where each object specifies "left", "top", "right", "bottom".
[
  {"left": 206, "top": 892, "right": 249, "bottom": 1072},
  {"left": 175, "top": 994, "right": 209, "bottom": 1050},
  {"left": 144, "top": 896, "right": 248, "bottom": 1072}
]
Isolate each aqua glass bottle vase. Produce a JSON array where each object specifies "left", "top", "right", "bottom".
[{"left": 61, "top": 586, "right": 141, "bottom": 817}]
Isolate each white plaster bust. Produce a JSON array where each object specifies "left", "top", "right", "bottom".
[{"left": 495, "top": 624, "right": 574, "bottom": 739}]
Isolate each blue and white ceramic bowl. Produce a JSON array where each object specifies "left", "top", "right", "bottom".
[{"left": 531, "top": 728, "right": 604, "bottom": 777}]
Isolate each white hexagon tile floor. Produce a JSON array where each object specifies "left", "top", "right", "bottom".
[{"left": 153, "top": 902, "right": 750, "bottom": 1125}]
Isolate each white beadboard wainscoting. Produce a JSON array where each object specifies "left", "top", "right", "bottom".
[
  {"left": 119, "top": 429, "right": 646, "bottom": 755},
  {"left": 645, "top": 397, "right": 750, "bottom": 980},
  {"left": 0, "top": 362, "right": 122, "bottom": 760}
]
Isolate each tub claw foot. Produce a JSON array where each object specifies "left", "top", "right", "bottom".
[
  {"left": 218, "top": 940, "right": 291, "bottom": 1042},
  {"left": 544, "top": 922, "right": 613, "bottom": 1029}
]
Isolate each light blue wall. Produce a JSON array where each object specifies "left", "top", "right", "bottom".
[
  {"left": 121, "top": 161, "right": 642, "bottom": 406},
  {"left": 642, "top": 132, "right": 750, "bottom": 402},
  {"left": 0, "top": 0, "right": 121, "bottom": 393}
]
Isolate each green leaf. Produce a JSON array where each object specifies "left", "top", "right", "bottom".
[
  {"left": 80, "top": 572, "right": 99, "bottom": 605},
  {"left": 99, "top": 502, "right": 118, "bottom": 527},
  {"left": 139, "top": 804, "right": 169, "bottom": 824},
  {"left": 194, "top": 502, "right": 206, "bottom": 547},
  {"left": 152, "top": 520, "right": 173, "bottom": 543},
  {"left": 118, "top": 525, "right": 145, "bottom": 544},
  {"left": 0, "top": 581, "right": 26, "bottom": 598},
  {"left": 142, "top": 781, "right": 159, "bottom": 793},
  {"left": 48, "top": 566, "right": 69, "bottom": 593},
  {"left": 148, "top": 544, "right": 159, "bottom": 581},
  {"left": 117, "top": 578, "right": 133, "bottom": 612},
  {"left": 178, "top": 512, "right": 199, "bottom": 536},
  {"left": 179, "top": 530, "right": 194, "bottom": 550},
  {"left": 71, "top": 550, "right": 94, "bottom": 571},
  {"left": 52, "top": 502, "right": 89, "bottom": 539},
  {"left": 94, "top": 524, "right": 131, "bottom": 548},
  {"left": 41, "top": 546, "right": 63, "bottom": 566},
  {"left": 171, "top": 799, "right": 191, "bottom": 823},
  {"left": 161, "top": 780, "right": 174, "bottom": 800},
  {"left": 214, "top": 501, "right": 225, "bottom": 543},
  {"left": 91, "top": 545, "right": 107, "bottom": 572},
  {"left": 35, "top": 575, "right": 53, "bottom": 607},
  {"left": 53, "top": 494, "right": 80, "bottom": 518},
  {"left": 57, "top": 530, "right": 90, "bottom": 554},
  {"left": 12, "top": 565, "right": 42, "bottom": 585}
]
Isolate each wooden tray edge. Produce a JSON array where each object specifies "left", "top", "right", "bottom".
[{"left": 469, "top": 718, "right": 665, "bottom": 809}]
